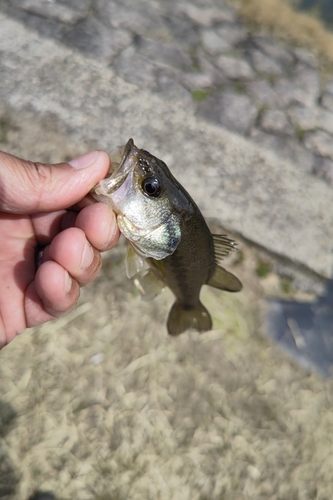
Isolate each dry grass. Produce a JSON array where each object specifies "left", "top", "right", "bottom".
[
  {"left": 1, "top": 239, "right": 333, "bottom": 500},
  {"left": 231, "top": 0, "right": 333, "bottom": 68}
]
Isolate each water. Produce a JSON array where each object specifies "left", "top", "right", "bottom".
[{"left": 296, "top": 0, "right": 333, "bottom": 28}]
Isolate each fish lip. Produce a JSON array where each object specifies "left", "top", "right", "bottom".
[
  {"left": 100, "top": 138, "right": 139, "bottom": 194},
  {"left": 114, "top": 138, "right": 136, "bottom": 175},
  {"left": 112, "top": 138, "right": 137, "bottom": 187}
]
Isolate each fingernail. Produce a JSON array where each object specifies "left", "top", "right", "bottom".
[
  {"left": 69, "top": 150, "right": 100, "bottom": 170},
  {"left": 64, "top": 272, "right": 73, "bottom": 294},
  {"left": 103, "top": 208, "right": 119, "bottom": 249},
  {"left": 81, "top": 241, "right": 94, "bottom": 269},
  {"left": 105, "top": 223, "right": 118, "bottom": 248}
]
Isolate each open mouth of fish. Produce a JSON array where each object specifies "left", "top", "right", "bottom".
[{"left": 93, "top": 139, "right": 137, "bottom": 208}]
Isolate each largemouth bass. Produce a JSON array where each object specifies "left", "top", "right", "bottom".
[{"left": 91, "top": 139, "right": 242, "bottom": 335}]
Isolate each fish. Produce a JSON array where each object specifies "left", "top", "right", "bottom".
[{"left": 91, "top": 138, "right": 242, "bottom": 336}]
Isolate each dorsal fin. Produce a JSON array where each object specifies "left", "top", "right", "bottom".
[
  {"left": 206, "top": 265, "right": 242, "bottom": 292},
  {"left": 212, "top": 234, "right": 237, "bottom": 264}
]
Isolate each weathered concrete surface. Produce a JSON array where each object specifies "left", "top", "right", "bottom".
[{"left": 0, "top": 13, "right": 332, "bottom": 280}]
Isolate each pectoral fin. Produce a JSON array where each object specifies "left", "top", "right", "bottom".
[
  {"left": 133, "top": 268, "right": 166, "bottom": 301},
  {"left": 206, "top": 265, "right": 242, "bottom": 292},
  {"left": 125, "top": 245, "right": 146, "bottom": 278}
]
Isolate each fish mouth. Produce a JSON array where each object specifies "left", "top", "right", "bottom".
[{"left": 94, "top": 138, "right": 138, "bottom": 197}]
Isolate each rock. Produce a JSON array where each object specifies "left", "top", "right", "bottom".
[
  {"left": 321, "top": 93, "right": 333, "bottom": 113},
  {"left": 216, "top": 55, "right": 255, "bottom": 80},
  {"left": 217, "top": 25, "right": 248, "bottom": 46},
  {"left": 273, "top": 65, "right": 320, "bottom": 109},
  {"left": 287, "top": 105, "right": 318, "bottom": 132},
  {"left": 249, "top": 48, "right": 283, "bottom": 76},
  {"left": 304, "top": 130, "right": 333, "bottom": 160},
  {"left": 245, "top": 80, "right": 280, "bottom": 107},
  {"left": 260, "top": 110, "right": 295, "bottom": 137},
  {"left": 96, "top": 0, "right": 168, "bottom": 39},
  {"left": 250, "top": 127, "right": 286, "bottom": 152},
  {"left": 285, "top": 139, "right": 315, "bottom": 172},
  {"left": 162, "top": 15, "right": 199, "bottom": 48},
  {"left": 13, "top": 0, "right": 91, "bottom": 24},
  {"left": 201, "top": 29, "right": 231, "bottom": 55},
  {"left": 0, "top": 4, "right": 65, "bottom": 38},
  {"left": 294, "top": 64, "right": 321, "bottom": 102},
  {"left": 62, "top": 18, "right": 131, "bottom": 60},
  {"left": 292, "top": 47, "right": 318, "bottom": 68},
  {"left": 114, "top": 46, "right": 157, "bottom": 89},
  {"left": 251, "top": 35, "right": 294, "bottom": 67},
  {"left": 317, "top": 108, "right": 333, "bottom": 135},
  {"left": 180, "top": 4, "right": 237, "bottom": 27},
  {"left": 198, "top": 54, "right": 227, "bottom": 86},
  {"left": 324, "top": 79, "right": 333, "bottom": 95},
  {"left": 136, "top": 37, "right": 192, "bottom": 72},
  {"left": 198, "top": 92, "right": 258, "bottom": 135},
  {"left": 312, "top": 156, "right": 333, "bottom": 184},
  {"left": 181, "top": 72, "right": 215, "bottom": 90},
  {"left": 157, "top": 73, "right": 193, "bottom": 107},
  {"left": 321, "top": 80, "right": 333, "bottom": 113},
  {"left": 274, "top": 78, "right": 316, "bottom": 108},
  {"left": 250, "top": 129, "right": 314, "bottom": 171}
]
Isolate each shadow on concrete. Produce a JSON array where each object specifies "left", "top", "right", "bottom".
[
  {"left": 0, "top": 449, "right": 19, "bottom": 499},
  {"left": 0, "top": 401, "right": 17, "bottom": 438},
  {"left": 28, "top": 492, "right": 57, "bottom": 500},
  {"left": 0, "top": 402, "right": 19, "bottom": 498},
  {"left": 265, "top": 278, "right": 333, "bottom": 377}
]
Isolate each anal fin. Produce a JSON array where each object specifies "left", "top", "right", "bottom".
[{"left": 207, "top": 265, "right": 242, "bottom": 292}]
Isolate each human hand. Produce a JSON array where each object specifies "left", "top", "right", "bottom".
[{"left": 0, "top": 149, "right": 119, "bottom": 349}]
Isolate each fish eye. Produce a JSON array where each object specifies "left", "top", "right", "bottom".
[{"left": 141, "top": 176, "right": 162, "bottom": 198}]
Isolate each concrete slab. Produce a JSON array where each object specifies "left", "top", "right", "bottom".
[{"left": 0, "top": 13, "right": 332, "bottom": 279}]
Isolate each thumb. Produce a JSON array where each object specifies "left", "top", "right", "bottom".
[{"left": 0, "top": 150, "right": 110, "bottom": 214}]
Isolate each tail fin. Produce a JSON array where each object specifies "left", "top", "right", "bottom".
[{"left": 167, "top": 301, "right": 212, "bottom": 336}]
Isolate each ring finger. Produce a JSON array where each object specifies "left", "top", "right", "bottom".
[{"left": 47, "top": 227, "right": 102, "bottom": 286}]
